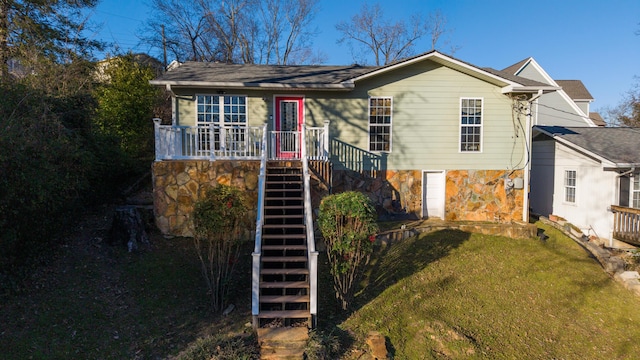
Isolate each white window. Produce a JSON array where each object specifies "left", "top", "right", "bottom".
[
  {"left": 460, "top": 98, "right": 483, "bottom": 152},
  {"left": 196, "top": 95, "right": 247, "bottom": 151},
  {"left": 633, "top": 174, "right": 640, "bottom": 208},
  {"left": 564, "top": 170, "right": 576, "bottom": 203},
  {"left": 197, "top": 95, "right": 246, "bottom": 125},
  {"left": 369, "top": 97, "right": 392, "bottom": 152}
]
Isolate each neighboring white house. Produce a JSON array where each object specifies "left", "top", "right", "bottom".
[
  {"left": 502, "top": 58, "right": 602, "bottom": 127},
  {"left": 530, "top": 126, "right": 640, "bottom": 243}
]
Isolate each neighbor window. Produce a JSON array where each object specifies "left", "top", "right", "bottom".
[
  {"left": 460, "top": 98, "right": 483, "bottom": 152},
  {"left": 369, "top": 97, "right": 392, "bottom": 152},
  {"left": 564, "top": 170, "right": 576, "bottom": 203},
  {"left": 633, "top": 174, "right": 640, "bottom": 208}
]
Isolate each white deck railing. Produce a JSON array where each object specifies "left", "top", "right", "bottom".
[
  {"left": 251, "top": 124, "right": 268, "bottom": 326},
  {"left": 153, "top": 119, "right": 329, "bottom": 161},
  {"left": 301, "top": 124, "right": 319, "bottom": 326}
]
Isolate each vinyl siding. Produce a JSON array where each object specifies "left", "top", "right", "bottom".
[
  {"left": 535, "top": 91, "right": 590, "bottom": 127},
  {"left": 550, "top": 142, "right": 616, "bottom": 238},
  {"left": 170, "top": 60, "right": 526, "bottom": 172}
]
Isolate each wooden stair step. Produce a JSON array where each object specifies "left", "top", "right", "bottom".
[
  {"left": 262, "top": 234, "right": 305, "bottom": 239},
  {"left": 260, "top": 295, "right": 309, "bottom": 303},
  {"left": 262, "top": 224, "right": 305, "bottom": 229},
  {"left": 261, "top": 256, "right": 307, "bottom": 262},
  {"left": 261, "top": 244, "right": 307, "bottom": 250},
  {"left": 260, "top": 281, "right": 309, "bottom": 289},
  {"left": 264, "top": 214, "right": 303, "bottom": 218},
  {"left": 260, "top": 268, "right": 309, "bottom": 275},
  {"left": 257, "top": 310, "right": 310, "bottom": 318},
  {"left": 264, "top": 205, "right": 304, "bottom": 210},
  {"left": 265, "top": 196, "right": 303, "bottom": 201}
]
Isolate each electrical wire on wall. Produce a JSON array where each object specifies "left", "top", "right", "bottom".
[{"left": 508, "top": 94, "right": 531, "bottom": 174}]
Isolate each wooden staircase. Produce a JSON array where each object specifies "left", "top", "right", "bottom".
[{"left": 257, "top": 160, "right": 311, "bottom": 328}]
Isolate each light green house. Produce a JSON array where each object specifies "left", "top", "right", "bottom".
[{"left": 149, "top": 50, "right": 557, "bottom": 328}]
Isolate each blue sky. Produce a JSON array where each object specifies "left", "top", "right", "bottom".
[{"left": 85, "top": 0, "right": 640, "bottom": 113}]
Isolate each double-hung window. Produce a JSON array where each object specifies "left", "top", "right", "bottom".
[
  {"left": 460, "top": 98, "right": 483, "bottom": 152},
  {"left": 196, "top": 95, "right": 247, "bottom": 152},
  {"left": 564, "top": 170, "right": 577, "bottom": 203},
  {"left": 369, "top": 97, "right": 392, "bottom": 152},
  {"left": 633, "top": 174, "right": 640, "bottom": 208}
]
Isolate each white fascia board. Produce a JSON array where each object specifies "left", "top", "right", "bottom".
[
  {"left": 148, "top": 80, "right": 355, "bottom": 91},
  {"left": 501, "top": 85, "right": 560, "bottom": 94},
  {"left": 515, "top": 58, "right": 557, "bottom": 86}
]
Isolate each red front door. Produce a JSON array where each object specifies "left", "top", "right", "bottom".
[{"left": 274, "top": 96, "right": 304, "bottom": 158}]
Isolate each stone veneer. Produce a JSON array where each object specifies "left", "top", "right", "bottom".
[
  {"left": 152, "top": 160, "right": 260, "bottom": 237},
  {"left": 332, "top": 169, "right": 525, "bottom": 222},
  {"left": 445, "top": 170, "right": 524, "bottom": 222},
  {"left": 153, "top": 161, "right": 525, "bottom": 237}
]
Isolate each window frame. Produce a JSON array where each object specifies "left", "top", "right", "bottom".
[
  {"left": 196, "top": 94, "right": 248, "bottom": 126},
  {"left": 632, "top": 172, "right": 640, "bottom": 209},
  {"left": 459, "top": 97, "right": 484, "bottom": 153},
  {"left": 368, "top": 96, "right": 393, "bottom": 153},
  {"left": 564, "top": 169, "right": 577, "bottom": 204}
]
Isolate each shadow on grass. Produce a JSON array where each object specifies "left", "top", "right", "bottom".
[{"left": 316, "top": 228, "right": 471, "bottom": 356}]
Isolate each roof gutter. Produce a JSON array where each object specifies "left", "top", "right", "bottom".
[
  {"left": 149, "top": 80, "right": 355, "bottom": 91},
  {"left": 501, "top": 85, "right": 560, "bottom": 94}
]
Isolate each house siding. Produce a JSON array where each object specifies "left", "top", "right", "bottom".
[
  {"left": 547, "top": 142, "right": 616, "bottom": 239},
  {"left": 534, "top": 91, "right": 589, "bottom": 127}
]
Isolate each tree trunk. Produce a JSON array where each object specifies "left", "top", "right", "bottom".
[{"left": 109, "top": 206, "right": 150, "bottom": 252}]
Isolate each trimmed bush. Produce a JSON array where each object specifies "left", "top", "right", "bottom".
[{"left": 318, "top": 191, "right": 378, "bottom": 310}]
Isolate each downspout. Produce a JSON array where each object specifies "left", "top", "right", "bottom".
[{"left": 522, "top": 90, "right": 543, "bottom": 222}]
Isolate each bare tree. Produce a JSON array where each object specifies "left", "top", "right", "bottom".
[
  {"left": 258, "top": 0, "right": 319, "bottom": 65},
  {"left": 336, "top": 2, "right": 450, "bottom": 66},
  {"left": 142, "top": 0, "right": 320, "bottom": 65}
]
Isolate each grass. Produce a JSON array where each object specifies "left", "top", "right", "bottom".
[
  {"left": 3, "top": 210, "right": 640, "bottom": 359},
  {"left": 334, "top": 224, "right": 640, "bottom": 359},
  {"left": 0, "top": 207, "right": 257, "bottom": 359}
]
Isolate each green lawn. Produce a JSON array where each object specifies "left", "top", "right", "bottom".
[
  {"left": 3, "top": 217, "right": 640, "bottom": 359},
  {"left": 334, "top": 224, "right": 640, "bottom": 359}
]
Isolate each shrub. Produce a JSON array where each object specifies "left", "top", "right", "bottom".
[
  {"left": 192, "top": 185, "right": 250, "bottom": 312},
  {"left": 176, "top": 334, "right": 259, "bottom": 360},
  {"left": 317, "top": 191, "right": 378, "bottom": 310}
]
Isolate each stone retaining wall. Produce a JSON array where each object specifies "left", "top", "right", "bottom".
[
  {"left": 153, "top": 161, "right": 526, "bottom": 236},
  {"left": 152, "top": 160, "right": 261, "bottom": 237},
  {"left": 333, "top": 169, "right": 525, "bottom": 222}
]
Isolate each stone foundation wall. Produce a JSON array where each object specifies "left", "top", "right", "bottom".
[
  {"left": 152, "top": 160, "right": 260, "bottom": 237},
  {"left": 445, "top": 170, "right": 524, "bottom": 222},
  {"left": 333, "top": 169, "right": 422, "bottom": 219},
  {"left": 332, "top": 169, "right": 525, "bottom": 222},
  {"left": 153, "top": 162, "right": 526, "bottom": 236}
]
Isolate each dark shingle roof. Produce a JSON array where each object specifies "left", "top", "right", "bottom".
[
  {"left": 153, "top": 62, "right": 375, "bottom": 86},
  {"left": 536, "top": 126, "right": 640, "bottom": 165},
  {"left": 556, "top": 80, "right": 594, "bottom": 100},
  {"left": 152, "top": 51, "right": 554, "bottom": 90}
]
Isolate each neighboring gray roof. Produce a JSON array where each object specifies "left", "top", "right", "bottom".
[
  {"left": 482, "top": 67, "right": 551, "bottom": 87},
  {"left": 501, "top": 58, "right": 530, "bottom": 75},
  {"left": 590, "top": 112, "right": 606, "bottom": 127},
  {"left": 556, "top": 80, "right": 594, "bottom": 100},
  {"left": 535, "top": 126, "right": 640, "bottom": 166}
]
